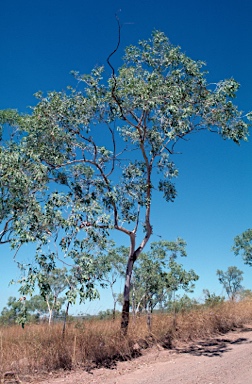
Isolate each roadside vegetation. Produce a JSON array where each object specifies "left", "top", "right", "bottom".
[{"left": 1, "top": 298, "right": 252, "bottom": 381}]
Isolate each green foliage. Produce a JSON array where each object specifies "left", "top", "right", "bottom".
[
  {"left": 132, "top": 240, "right": 199, "bottom": 313},
  {"left": 166, "top": 294, "right": 199, "bottom": 313},
  {"left": 203, "top": 289, "right": 225, "bottom": 307},
  {"left": 233, "top": 229, "right": 252, "bottom": 266},
  {"left": 0, "top": 297, "right": 25, "bottom": 325},
  {"left": 97, "top": 309, "right": 120, "bottom": 320},
  {"left": 132, "top": 250, "right": 167, "bottom": 314},
  {"left": 216, "top": 266, "right": 244, "bottom": 301},
  {"left": 99, "top": 246, "right": 127, "bottom": 317},
  {"left": 4, "top": 269, "right": 68, "bottom": 326},
  {"left": 165, "top": 258, "right": 199, "bottom": 293},
  {"left": 0, "top": 31, "right": 250, "bottom": 316}
]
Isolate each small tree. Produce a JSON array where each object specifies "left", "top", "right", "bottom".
[
  {"left": 132, "top": 239, "right": 198, "bottom": 330},
  {"left": 0, "top": 297, "right": 25, "bottom": 325},
  {"left": 15, "top": 266, "right": 69, "bottom": 325},
  {"left": 41, "top": 268, "right": 68, "bottom": 324},
  {"left": 216, "top": 266, "right": 244, "bottom": 301},
  {"left": 166, "top": 294, "right": 198, "bottom": 314},
  {"left": 24, "top": 294, "right": 65, "bottom": 321},
  {"left": 165, "top": 257, "right": 199, "bottom": 328},
  {"left": 26, "top": 294, "right": 52, "bottom": 320},
  {"left": 203, "top": 289, "right": 225, "bottom": 307},
  {"left": 132, "top": 250, "right": 166, "bottom": 324}
]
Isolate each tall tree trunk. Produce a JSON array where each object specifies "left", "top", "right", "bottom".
[
  {"left": 112, "top": 300, "right": 116, "bottom": 321},
  {"left": 121, "top": 252, "right": 136, "bottom": 333},
  {"left": 131, "top": 277, "right": 136, "bottom": 323},
  {"left": 121, "top": 300, "right": 130, "bottom": 332},
  {"left": 172, "top": 291, "right": 177, "bottom": 330},
  {"left": 111, "top": 284, "right": 117, "bottom": 321},
  {"left": 46, "top": 297, "right": 52, "bottom": 326},
  {"left": 119, "top": 208, "right": 152, "bottom": 334}
]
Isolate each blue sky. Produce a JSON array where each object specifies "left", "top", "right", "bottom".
[{"left": 1, "top": 0, "right": 252, "bottom": 314}]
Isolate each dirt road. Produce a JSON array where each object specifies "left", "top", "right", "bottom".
[{"left": 38, "top": 325, "right": 252, "bottom": 384}]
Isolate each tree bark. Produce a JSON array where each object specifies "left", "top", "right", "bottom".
[
  {"left": 121, "top": 299, "right": 130, "bottom": 332},
  {"left": 46, "top": 297, "right": 52, "bottom": 326},
  {"left": 112, "top": 300, "right": 116, "bottom": 321},
  {"left": 119, "top": 189, "right": 153, "bottom": 333},
  {"left": 120, "top": 251, "right": 136, "bottom": 334}
]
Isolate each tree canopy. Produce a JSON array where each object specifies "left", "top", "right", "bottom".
[
  {"left": 131, "top": 239, "right": 198, "bottom": 314},
  {"left": 233, "top": 229, "right": 252, "bottom": 266},
  {"left": 217, "top": 266, "right": 244, "bottom": 301},
  {"left": 0, "top": 31, "right": 251, "bottom": 332}
]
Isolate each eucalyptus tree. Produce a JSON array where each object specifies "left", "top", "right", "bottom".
[
  {"left": 132, "top": 239, "right": 188, "bottom": 314},
  {"left": 39, "top": 267, "right": 68, "bottom": 325},
  {"left": 163, "top": 246, "right": 199, "bottom": 328},
  {"left": 0, "top": 296, "right": 26, "bottom": 325},
  {"left": 132, "top": 250, "right": 166, "bottom": 316},
  {"left": 131, "top": 239, "right": 198, "bottom": 330},
  {"left": 0, "top": 31, "right": 251, "bottom": 333},
  {"left": 217, "top": 266, "right": 244, "bottom": 301},
  {"left": 203, "top": 289, "right": 225, "bottom": 307}
]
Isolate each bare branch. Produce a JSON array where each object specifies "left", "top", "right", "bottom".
[
  {"left": 132, "top": 204, "right": 140, "bottom": 235},
  {"left": 0, "top": 217, "right": 14, "bottom": 243}
]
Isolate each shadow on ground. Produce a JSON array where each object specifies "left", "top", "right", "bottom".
[
  {"left": 240, "top": 326, "right": 252, "bottom": 333},
  {"left": 174, "top": 336, "right": 250, "bottom": 357}
]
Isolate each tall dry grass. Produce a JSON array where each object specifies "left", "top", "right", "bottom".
[{"left": 1, "top": 300, "right": 252, "bottom": 380}]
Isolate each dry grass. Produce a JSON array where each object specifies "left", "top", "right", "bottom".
[{"left": 1, "top": 300, "right": 252, "bottom": 380}]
